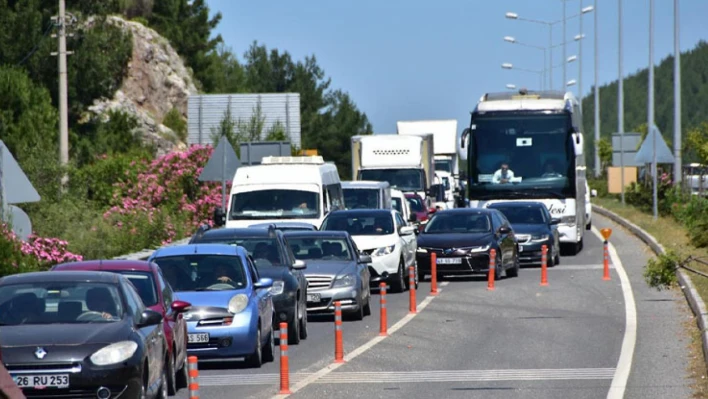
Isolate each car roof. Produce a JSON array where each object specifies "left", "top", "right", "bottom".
[
  {"left": 434, "top": 208, "right": 495, "bottom": 215},
  {"left": 151, "top": 243, "right": 248, "bottom": 258},
  {"left": 53, "top": 259, "right": 155, "bottom": 272},
  {"left": 197, "top": 227, "right": 280, "bottom": 240},
  {"left": 327, "top": 209, "right": 392, "bottom": 217},
  {"left": 0, "top": 270, "right": 122, "bottom": 285},
  {"left": 282, "top": 230, "right": 349, "bottom": 238},
  {"left": 249, "top": 222, "right": 316, "bottom": 230}
]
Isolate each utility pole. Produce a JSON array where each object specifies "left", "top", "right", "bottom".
[
  {"left": 649, "top": 0, "right": 657, "bottom": 220},
  {"left": 673, "top": 0, "right": 682, "bottom": 185},
  {"left": 578, "top": 0, "right": 584, "bottom": 110},
  {"left": 593, "top": 0, "right": 600, "bottom": 178},
  {"left": 562, "top": 0, "right": 567, "bottom": 89},
  {"left": 51, "top": 0, "right": 74, "bottom": 188},
  {"left": 619, "top": 0, "right": 625, "bottom": 204}
]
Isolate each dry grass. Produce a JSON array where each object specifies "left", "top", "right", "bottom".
[{"left": 595, "top": 197, "right": 708, "bottom": 397}]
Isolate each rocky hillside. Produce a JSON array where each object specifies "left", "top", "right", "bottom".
[{"left": 84, "top": 16, "right": 197, "bottom": 155}]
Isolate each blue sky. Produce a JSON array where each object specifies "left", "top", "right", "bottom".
[{"left": 206, "top": 0, "right": 707, "bottom": 135}]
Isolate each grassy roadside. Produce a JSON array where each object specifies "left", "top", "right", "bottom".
[{"left": 594, "top": 196, "right": 708, "bottom": 397}]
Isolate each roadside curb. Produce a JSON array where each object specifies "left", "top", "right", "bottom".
[{"left": 592, "top": 204, "right": 708, "bottom": 372}]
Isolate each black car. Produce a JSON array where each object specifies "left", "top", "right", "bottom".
[
  {"left": 415, "top": 208, "right": 519, "bottom": 280},
  {"left": 189, "top": 225, "right": 309, "bottom": 344},
  {"left": 283, "top": 230, "right": 373, "bottom": 320},
  {"left": 486, "top": 201, "right": 561, "bottom": 266},
  {"left": 0, "top": 270, "right": 167, "bottom": 399}
]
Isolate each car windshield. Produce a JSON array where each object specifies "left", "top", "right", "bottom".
[
  {"left": 193, "top": 237, "right": 285, "bottom": 268},
  {"left": 392, "top": 197, "right": 403, "bottom": 214},
  {"left": 435, "top": 160, "right": 452, "bottom": 173},
  {"left": 424, "top": 213, "right": 491, "bottom": 234},
  {"left": 0, "top": 282, "right": 124, "bottom": 325},
  {"left": 343, "top": 188, "right": 380, "bottom": 209},
  {"left": 406, "top": 196, "right": 425, "bottom": 212},
  {"left": 358, "top": 169, "right": 425, "bottom": 192},
  {"left": 321, "top": 214, "right": 394, "bottom": 236},
  {"left": 489, "top": 206, "right": 546, "bottom": 225},
  {"left": 229, "top": 189, "right": 320, "bottom": 220},
  {"left": 287, "top": 237, "right": 353, "bottom": 261},
  {"left": 112, "top": 271, "right": 158, "bottom": 306},
  {"left": 152, "top": 255, "right": 247, "bottom": 292}
]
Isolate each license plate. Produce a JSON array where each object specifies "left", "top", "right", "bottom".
[
  {"left": 306, "top": 293, "right": 321, "bottom": 303},
  {"left": 13, "top": 374, "right": 69, "bottom": 389},
  {"left": 188, "top": 333, "right": 210, "bottom": 343},
  {"left": 437, "top": 257, "right": 462, "bottom": 264}
]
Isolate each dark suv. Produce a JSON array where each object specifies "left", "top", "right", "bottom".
[{"left": 189, "top": 225, "right": 309, "bottom": 344}]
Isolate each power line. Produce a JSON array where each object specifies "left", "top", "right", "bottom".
[{"left": 17, "top": 21, "right": 55, "bottom": 66}]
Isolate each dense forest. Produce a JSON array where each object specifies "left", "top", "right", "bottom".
[
  {"left": 581, "top": 40, "right": 708, "bottom": 167},
  {"left": 0, "top": 0, "right": 373, "bottom": 269}
]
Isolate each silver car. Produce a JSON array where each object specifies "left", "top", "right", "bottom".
[{"left": 283, "top": 231, "right": 373, "bottom": 321}]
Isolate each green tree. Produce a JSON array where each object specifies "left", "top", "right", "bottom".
[
  {"left": 685, "top": 122, "right": 708, "bottom": 164},
  {"left": 597, "top": 138, "right": 613, "bottom": 172},
  {"left": 162, "top": 107, "right": 188, "bottom": 142}
]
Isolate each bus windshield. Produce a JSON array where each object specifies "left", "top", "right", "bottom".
[
  {"left": 467, "top": 112, "right": 576, "bottom": 200},
  {"left": 229, "top": 189, "right": 320, "bottom": 220},
  {"left": 358, "top": 169, "right": 424, "bottom": 192}
]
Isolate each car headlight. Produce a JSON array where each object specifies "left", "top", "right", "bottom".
[
  {"left": 332, "top": 273, "right": 356, "bottom": 288},
  {"left": 416, "top": 247, "right": 428, "bottom": 254},
  {"left": 463, "top": 244, "right": 490, "bottom": 254},
  {"left": 531, "top": 234, "right": 549, "bottom": 242},
  {"left": 228, "top": 294, "right": 249, "bottom": 314},
  {"left": 90, "top": 341, "right": 138, "bottom": 366},
  {"left": 561, "top": 215, "right": 576, "bottom": 224},
  {"left": 373, "top": 245, "right": 395, "bottom": 257},
  {"left": 270, "top": 280, "right": 285, "bottom": 295}
]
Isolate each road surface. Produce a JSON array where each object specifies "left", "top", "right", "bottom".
[{"left": 175, "top": 213, "right": 695, "bottom": 399}]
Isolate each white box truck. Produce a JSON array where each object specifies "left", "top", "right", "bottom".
[
  {"left": 396, "top": 120, "right": 460, "bottom": 184},
  {"left": 351, "top": 134, "right": 435, "bottom": 207}
]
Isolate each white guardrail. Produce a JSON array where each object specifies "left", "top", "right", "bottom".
[{"left": 112, "top": 237, "right": 193, "bottom": 261}]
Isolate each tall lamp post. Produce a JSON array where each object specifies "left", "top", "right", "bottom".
[
  {"left": 504, "top": 36, "right": 547, "bottom": 89},
  {"left": 649, "top": 0, "right": 657, "bottom": 220},
  {"left": 501, "top": 63, "right": 544, "bottom": 89},
  {"left": 618, "top": 0, "right": 626, "bottom": 202},
  {"left": 593, "top": 0, "right": 601, "bottom": 178},
  {"left": 673, "top": 0, "right": 682, "bottom": 185}
]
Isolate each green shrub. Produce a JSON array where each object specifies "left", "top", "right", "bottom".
[
  {"left": 644, "top": 250, "right": 681, "bottom": 290},
  {"left": 131, "top": 16, "right": 150, "bottom": 27},
  {"left": 162, "top": 107, "right": 188, "bottom": 142}
]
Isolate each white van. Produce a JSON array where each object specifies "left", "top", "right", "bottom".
[
  {"left": 224, "top": 156, "right": 344, "bottom": 229},
  {"left": 342, "top": 180, "right": 392, "bottom": 210}
]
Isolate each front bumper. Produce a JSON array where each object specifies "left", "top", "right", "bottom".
[
  {"left": 518, "top": 240, "right": 553, "bottom": 265},
  {"left": 360, "top": 248, "right": 400, "bottom": 281},
  {"left": 185, "top": 311, "right": 259, "bottom": 359},
  {"left": 305, "top": 285, "right": 362, "bottom": 314},
  {"left": 6, "top": 360, "right": 142, "bottom": 398},
  {"left": 558, "top": 224, "right": 581, "bottom": 243},
  {"left": 416, "top": 252, "right": 492, "bottom": 275}
]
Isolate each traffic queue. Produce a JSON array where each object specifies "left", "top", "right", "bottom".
[{"left": 0, "top": 153, "right": 580, "bottom": 398}]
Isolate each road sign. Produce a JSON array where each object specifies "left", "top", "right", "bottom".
[
  {"left": 7, "top": 205, "right": 32, "bottom": 241},
  {"left": 198, "top": 135, "right": 241, "bottom": 210},
  {"left": 635, "top": 125, "right": 675, "bottom": 164},
  {"left": 600, "top": 228, "right": 612, "bottom": 241},
  {"left": 0, "top": 140, "right": 40, "bottom": 205}
]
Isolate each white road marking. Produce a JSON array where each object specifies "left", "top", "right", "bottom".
[
  {"left": 269, "top": 281, "right": 449, "bottom": 398},
  {"left": 200, "top": 368, "right": 615, "bottom": 386},
  {"left": 550, "top": 264, "right": 616, "bottom": 270},
  {"left": 591, "top": 227, "right": 637, "bottom": 399}
]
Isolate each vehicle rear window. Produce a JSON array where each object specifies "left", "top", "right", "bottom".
[
  {"left": 152, "top": 255, "right": 247, "bottom": 292},
  {"left": 321, "top": 214, "right": 394, "bottom": 236},
  {"left": 113, "top": 271, "right": 158, "bottom": 306}
]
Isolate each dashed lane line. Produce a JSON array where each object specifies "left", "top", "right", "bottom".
[
  {"left": 268, "top": 281, "right": 450, "bottom": 398},
  {"left": 591, "top": 227, "right": 637, "bottom": 399}
]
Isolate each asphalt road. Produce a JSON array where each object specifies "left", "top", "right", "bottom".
[{"left": 175, "top": 214, "right": 695, "bottom": 399}]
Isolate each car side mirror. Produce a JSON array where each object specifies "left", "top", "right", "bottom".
[
  {"left": 590, "top": 189, "right": 598, "bottom": 197},
  {"left": 292, "top": 259, "right": 307, "bottom": 270},
  {"left": 170, "top": 300, "right": 191, "bottom": 313},
  {"left": 359, "top": 254, "right": 372, "bottom": 264},
  {"left": 498, "top": 226, "right": 511, "bottom": 235},
  {"left": 550, "top": 218, "right": 561, "bottom": 225},
  {"left": 254, "top": 277, "right": 274, "bottom": 289},
  {"left": 138, "top": 309, "right": 163, "bottom": 327},
  {"left": 213, "top": 207, "right": 226, "bottom": 227},
  {"left": 398, "top": 226, "right": 415, "bottom": 236}
]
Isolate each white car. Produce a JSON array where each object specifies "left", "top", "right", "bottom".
[
  {"left": 320, "top": 209, "right": 418, "bottom": 293},
  {"left": 391, "top": 188, "right": 415, "bottom": 223}
]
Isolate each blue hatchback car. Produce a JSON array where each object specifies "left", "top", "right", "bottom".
[{"left": 148, "top": 244, "right": 276, "bottom": 367}]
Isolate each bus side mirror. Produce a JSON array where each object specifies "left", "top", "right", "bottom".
[
  {"left": 460, "top": 128, "right": 471, "bottom": 149},
  {"left": 572, "top": 132, "right": 584, "bottom": 156}
]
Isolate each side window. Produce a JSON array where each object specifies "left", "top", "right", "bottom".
[
  {"left": 282, "top": 238, "right": 297, "bottom": 265},
  {"left": 156, "top": 268, "right": 173, "bottom": 310},
  {"left": 247, "top": 255, "right": 260, "bottom": 283},
  {"left": 122, "top": 283, "right": 143, "bottom": 323},
  {"left": 490, "top": 213, "right": 501, "bottom": 230},
  {"left": 327, "top": 183, "right": 343, "bottom": 211},
  {"left": 395, "top": 212, "right": 406, "bottom": 227}
]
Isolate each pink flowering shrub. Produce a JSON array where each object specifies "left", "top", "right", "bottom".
[
  {"left": 101, "top": 144, "right": 230, "bottom": 247},
  {"left": 0, "top": 223, "right": 82, "bottom": 275}
]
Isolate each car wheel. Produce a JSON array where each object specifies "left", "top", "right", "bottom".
[
  {"left": 176, "top": 354, "right": 188, "bottom": 390},
  {"left": 506, "top": 255, "right": 519, "bottom": 278},
  {"left": 391, "top": 259, "right": 406, "bottom": 293},
  {"left": 288, "top": 302, "right": 301, "bottom": 345},
  {"left": 554, "top": 249, "right": 561, "bottom": 266},
  {"left": 363, "top": 295, "right": 372, "bottom": 316},
  {"left": 140, "top": 367, "right": 148, "bottom": 399},
  {"left": 262, "top": 324, "right": 275, "bottom": 363},
  {"left": 246, "top": 327, "right": 263, "bottom": 368},
  {"left": 586, "top": 221, "right": 592, "bottom": 230},
  {"left": 158, "top": 366, "right": 168, "bottom": 399},
  {"left": 494, "top": 254, "right": 503, "bottom": 280},
  {"left": 299, "top": 303, "right": 308, "bottom": 340},
  {"left": 165, "top": 351, "right": 177, "bottom": 396}
]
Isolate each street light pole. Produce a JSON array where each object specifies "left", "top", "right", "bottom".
[
  {"left": 578, "top": 0, "right": 584, "bottom": 109},
  {"left": 673, "top": 0, "right": 682, "bottom": 185},
  {"left": 593, "top": 0, "right": 601, "bottom": 178},
  {"left": 649, "top": 0, "right": 657, "bottom": 220},
  {"left": 619, "top": 0, "right": 625, "bottom": 204},
  {"left": 562, "top": 0, "right": 567, "bottom": 92},
  {"left": 549, "top": 26, "right": 554, "bottom": 89}
]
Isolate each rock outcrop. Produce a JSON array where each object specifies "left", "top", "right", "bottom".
[{"left": 85, "top": 16, "right": 197, "bottom": 155}]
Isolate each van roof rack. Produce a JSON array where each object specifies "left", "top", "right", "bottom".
[{"left": 261, "top": 156, "right": 325, "bottom": 165}]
